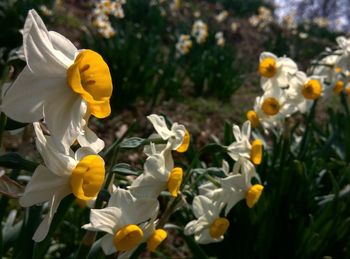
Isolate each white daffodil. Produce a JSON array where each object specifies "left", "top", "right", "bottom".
[
  {"left": 146, "top": 114, "right": 190, "bottom": 153},
  {"left": 191, "top": 20, "right": 208, "bottom": 44},
  {"left": 20, "top": 123, "right": 105, "bottom": 242},
  {"left": 258, "top": 52, "right": 298, "bottom": 91},
  {"left": 130, "top": 143, "right": 183, "bottom": 198},
  {"left": 286, "top": 71, "right": 323, "bottom": 113},
  {"left": 1, "top": 10, "right": 111, "bottom": 152},
  {"left": 176, "top": 35, "right": 192, "bottom": 55},
  {"left": 218, "top": 158, "right": 262, "bottom": 215},
  {"left": 82, "top": 188, "right": 159, "bottom": 256},
  {"left": 248, "top": 87, "right": 297, "bottom": 129},
  {"left": 336, "top": 36, "right": 350, "bottom": 56},
  {"left": 184, "top": 195, "right": 228, "bottom": 244},
  {"left": 227, "top": 121, "right": 263, "bottom": 166},
  {"left": 118, "top": 218, "right": 167, "bottom": 259}
]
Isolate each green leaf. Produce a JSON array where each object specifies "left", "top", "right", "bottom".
[
  {"left": 111, "top": 163, "right": 142, "bottom": 176},
  {"left": 0, "top": 153, "right": 38, "bottom": 172},
  {"left": 119, "top": 137, "right": 145, "bottom": 149},
  {"left": 0, "top": 174, "right": 24, "bottom": 198}
]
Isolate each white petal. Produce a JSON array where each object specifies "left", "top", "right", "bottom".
[
  {"left": 184, "top": 220, "right": 197, "bottom": 235},
  {"left": 77, "top": 126, "right": 105, "bottom": 153},
  {"left": 241, "top": 121, "right": 251, "bottom": 140},
  {"left": 74, "top": 146, "right": 98, "bottom": 161},
  {"left": 147, "top": 114, "right": 173, "bottom": 140},
  {"left": 108, "top": 188, "right": 159, "bottom": 225},
  {"left": 259, "top": 52, "right": 277, "bottom": 62},
  {"left": 232, "top": 124, "right": 242, "bottom": 142},
  {"left": 32, "top": 185, "right": 70, "bottom": 242},
  {"left": 129, "top": 174, "right": 165, "bottom": 199},
  {"left": 34, "top": 122, "right": 77, "bottom": 174},
  {"left": 19, "top": 165, "right": 68, "bottom": 207},
  {"left": 224, "top": 191, "right": 245, "bottom": 216},
  {"left": 44, "top": 89, "right": 86, "bottom": 153},
  {"left": 100, "top": 234, "right": 116, "bottom": 255},
  {"left": 1, "top": 67, "right": 65, "bottom": 123},
  {"left": 23, "top": 10, "right": 68, "bottom": 75},
  {"left": 144, "top": 154, "right": 169, "bottom": 181},
  {"left": 83, "top": 207, "right": 120, "bottom": 234},
  {"left": 170, "top": 123, "right": 186, "bottom": 150},
  {"left": 192, "top": 195, "right": 212, "bottom": 219},
  {"left": 125, "top": 198, "right": 159, "bottom": 225},
  {"left": 48, "top": 30, "right": 77, "bottom": 64}
]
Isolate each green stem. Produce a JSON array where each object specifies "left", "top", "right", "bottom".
[
  {"left": 340, "top": 92, "right": 350, "bottom": 118},
  {"left": 298, "top": 100, "right": 317, "bottom": 159}
]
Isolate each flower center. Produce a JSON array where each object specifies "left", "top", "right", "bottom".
[
  {"left": 261, "top": 97, "right": 280, "bottom": 116},
  {"left": 167, "top": 167, "right": 183, "bottom": 197},
  {"left": 246, "top": 184, "right": 264, "bottom": 208},
  {"left": 70, "top": 155, "right": 105, "bottom": 200},
  {"left": 67, "top": 50, "right": 113, "bottom": 118},
  {"left": 250, "top": 139, "right": 263, "bottom": 165},
  {"left": 113, "top": 224, "right": 144, "bottom": 252},
  {"left": 259, "top": 57, "right": 277, "bottom": 78},
  {"left": 333, "top": 80, "right": 344, "bottom": 94},
  {"left": 302, "top": 79, "right": 322, "bottom": 100},
  {"left": 176, "top": 130, "right": 190, "bottom": 153},
  {"left": 147, "top": 229, "right": 167, "bottom": 252},
  {"left": 209, "top": 218, "right": 230, "bottom": 238},
  {"left": 246, "top": 110, "right": 260, "bottom": 128}
]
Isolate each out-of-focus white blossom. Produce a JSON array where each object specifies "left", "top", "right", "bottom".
[
  {"left": 191, "top": 20, "right": 208, "bottom": 44},
  {"left": 176, "top": 34, "right": 193, "bottom": 55},
  {"left": 215, "top": 32, "right": 225, "bottom": 47},
  {"left": 215, "top": 11, "right": 228, "bottom": 23}
]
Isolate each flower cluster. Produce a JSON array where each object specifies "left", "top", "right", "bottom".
[
  {"left": 176, "top": 34, "right": 193, "bottom": 55},
  {"left": 1, "top": 9, "right": 112, "bottom": 241},
  {"left": 92, "top": 0, "right": 126, "bottom": 38},
  {"left": 246, "top": 52, "right": 325, "bottom": 129},
  {"left": 184, "top": 120, "right": 264, "bottom": 243},
  {"left": 1, "top": 10, "right": 191, "bottom": 256}
]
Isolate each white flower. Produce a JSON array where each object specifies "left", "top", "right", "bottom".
[
  {"left": 215, "top": 11, "right": 228, "bottom": 23},
  {"left": 286, "top": 71, "right": 323, "bottom": 113},
  {"left": 176, "top": 34, "right": 192, "bottom": 55},
  {"left": 130, "top": 143, "right": 183, "bottom": 198},
  {"left": 184, "top": 195, "right": 228, "bottom": 244},
  {"left": 218, "top": 158, "right": 262, "bottom": 215},
  {"left": 215, "top": 32, "right": 225, "bottom": 47},
  {"left": 1, "top": 10, "right": 111, "bottom": 152},
  {"left": 191, "top": 20, "right": 208, "bottom": 44},
  {"left": 146, "top": 114, "right": 190, "bottom": 153},
  {"left": 258, "top": 52, "right": 298, "bottom": 91},
  {"left": 20, "top": 123, "right": 105, "bottom": 242},
  {"left": 250, "top": 87, "right": 297, "bottom": 129},
  {"left": 227, "top": 121, "right": 263, "bottom": 166},
  {"left": 337, "top": 36, "right": 350, "bottom": 55},
  {"left": 83, "top": 188, "right": 159, "bottom": 255}
]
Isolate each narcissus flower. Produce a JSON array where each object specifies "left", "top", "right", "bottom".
[
  {"left": 184, "top": 195, "right": 228, "bottom": 244},
  {"left": 219, "top": 158, "right": 263, "bottom": 214},
  {"left": 191, "top": 20, "right": 208, "bottom": 44},
  {"left": 176, "top": 34, "right": 192, "bottom": 55},
  {"left": 286, "top": 71, "right": 323, "bottom": 113},
  {"left": 82, "top": 189, "right": 159, "bottom": 255},
  {"left": 252, "top": 88, "right": 297, "bottom": 129},
  {"left": 147, "top": 114, "right": 190, "bottom": 153},
  {"left": 227, "top": 121, "right": 264, "bottom": 165},
  {"left": 20, "top": 123, "right": 105, "bottom": 242},
  {"left": 259, "top": 52, "right": 298, "bottom": 91},
  {"left": 130, "top": 143, "right": 183, "bottom": 198},
  {"left": 1, "top": 10, "right": 111, "bottom": 152}
]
